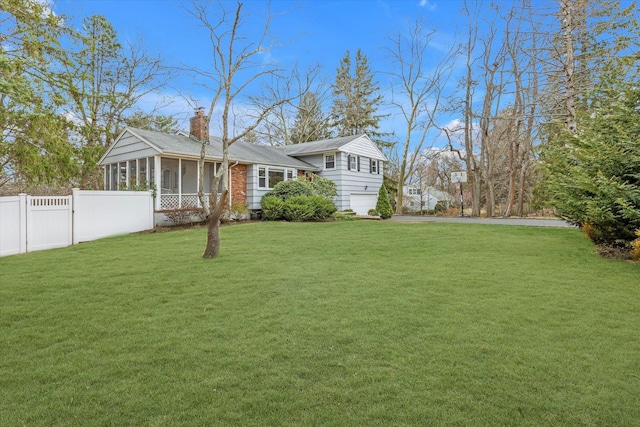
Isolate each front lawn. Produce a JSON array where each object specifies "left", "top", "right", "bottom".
[{"left": 1, "top": 221, "right": 639, "bottom": 425}]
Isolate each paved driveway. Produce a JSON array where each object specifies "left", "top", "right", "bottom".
[{"left": 388, "top": 215, "right": 574, "bottom": 228}]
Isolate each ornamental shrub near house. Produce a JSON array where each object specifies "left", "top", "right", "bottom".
[
  {"left": 261, "top": 178, "right": 337, "bottom": 221},
  {"left": 265, "top": 180, "right": 313, "bottom": 201},
  {"left": 376, "top": 185, "right": 393, "bottom": 219},
  {"left": 260, "top": 196, "right": 285, "bottom": 220}
]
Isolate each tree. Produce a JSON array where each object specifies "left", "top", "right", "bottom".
[
  {"left": 375, "top": 184, "right": 393, "bottom": 219},
  {"left": 539, "top": 1, "right": 640, "bottom": 247},
  {"left": 290, "top": 92, "right": 331, "bottom": 144},
  {"left": 56, "top": 15, "right": 169, "bottom": 188},
  {"left": 541, "top": 72, "right": 640, "bottom": 245},
  {"left": 187, "top": 1, "right": 298, "bottom": 258},
  {"left": 385, "top": 19, "right": 457, "bottom": 214},
  {"left": 0, "top": 0, "right": 76, "bottom": 191},
  {"left": 330, "top": 49, "right": 389, "bottom": 149},
  {"left": 124, "top": 111, "right": 180, "bottom": 134}
]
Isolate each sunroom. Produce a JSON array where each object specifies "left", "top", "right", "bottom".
[{"left": 102, "top": 155, "right": 224, "bottom": 211}]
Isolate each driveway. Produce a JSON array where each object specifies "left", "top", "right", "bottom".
[{"left": 388, "top": 215, "right": 574, "bottom": 228}]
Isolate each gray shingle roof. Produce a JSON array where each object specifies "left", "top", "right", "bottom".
[
  {"left": 278, "top": 134, "right": 366, "bottom": 156},
  {"left": 128, "top": 127, "right": 319, "bottom": 171}
]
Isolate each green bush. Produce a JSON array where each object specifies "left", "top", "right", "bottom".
[
  {"left": 266, "top": 180, "right": 313, "bottom": 201},
  {"left": 283, "top": 196, "right": 316, "bottom": 222},
  {"left": 261, "top": 196, "right": 286, "bottom": 220},
  {"left": 376, "top": 185, "right": 393, "bottom": 219},
  {"left": 308, "top": 195, "right": 337, "bottom": 219},
  {"left": 368, "top": 209, "right": 378, "bottom": 216},
  {"left": 306, "top": 175, "right": 338, "bottom": 198},
  {"left": 332, "top": 212, "right": 361, "bottom": 221},
  {"left": 282, "top": 195, "right": 337, "bottom": 221},
  {"left": 434, "top": 202, "right": 447, "bottom": 214}
]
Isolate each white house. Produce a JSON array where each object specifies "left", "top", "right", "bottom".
[
  {"left": 98, "top": 110, "right": 388, "bottom": 220},
  {"left": 403, "top": 185, "right": 455, "bottom": 212}
]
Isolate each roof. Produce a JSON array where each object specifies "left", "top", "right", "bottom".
[
  {"left": 123, "top": 127, "right": 319, "bottom": 171},
  {"left": 278, "top": 134, "right": 365, "bottom": 156}
]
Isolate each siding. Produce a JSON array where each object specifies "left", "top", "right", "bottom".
[
  {"left": 341, "top": 135, "right": 386, "bottom": 160},
  {"left": 334, "top": 153, "right": 383, "bottom": 211},
  {"left": 102, "top": 131, "right": 159, "bottom": 164},
  {"left": 246, "top": 164, "right": 266, "bottom": 210}
]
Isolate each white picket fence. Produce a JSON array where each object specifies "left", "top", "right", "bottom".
[{"left": 0, "top": 189, "right": 154, "bottom": 257}]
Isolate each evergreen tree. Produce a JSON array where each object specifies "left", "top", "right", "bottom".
[
  {"left": 0, "top": 0, "right": 77, "bottom": 190},
  {"left": 124, "top": 111, "right": 180, "bottom": 134},
  {"left": 376, "top": 184, "right": 393, "bottom": 219},
  {"left": 330, "top": 49, "right": 389, "bottom": 149},
  {"left": 290, "top": 92, "right": 330, "bottom": 143}
]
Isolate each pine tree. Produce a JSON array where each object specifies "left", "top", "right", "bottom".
[
  {"left": 330, "top": 49, "right": 390, "bottom": 149},
  {"left": 290, "top": 92, "right": 330, "bottom": 144},
  {"left": 376, "top": 184, "right": 393, "bottom": 219}
]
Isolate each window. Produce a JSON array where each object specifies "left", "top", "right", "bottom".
[
  {"left": 119, "top": 162, "right": 127, "bottom": 189},
  {"left": 258, "top": 167, "right": 266, "bottom": 188},
  {"left": 258, "top": 166, "right": 295, "bottom": 189},
  {"left": 324, "top": 153, "right": 336, "bottom": 170},
  {"left": 138, "top": 158, "right": 148, "bottom": 186},
  {"left": 268, "top": 169, "right": 284, "bottom": 188},
  {"left": 348, "top": 155, "right": 357, "bottom": 171},
  {"left": 370, "top": 159, "right": 377, "bottom": 174},
  {"left": 110, "top": 163, "right": 118, "bottom": 191},
  {"left": 105, "top": 165, "right": 110, "bottom": 191},
  {"left": 129, "top": 160, "right": 137, "bottom": 187},
  {"left": 149, "top": 157, "right": 155, "bottom": 185}
]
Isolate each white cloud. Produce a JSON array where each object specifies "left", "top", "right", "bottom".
[{"left": 418, "top": 0, "right": 437, "bottom": 12}]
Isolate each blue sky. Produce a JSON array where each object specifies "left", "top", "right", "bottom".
[{"left": 51, "top": 0, "right": 469, "bottom": 146}]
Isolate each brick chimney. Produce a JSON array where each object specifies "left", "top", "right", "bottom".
[{"left": 189, "top": 107, "right": 209, "bottom": 143}]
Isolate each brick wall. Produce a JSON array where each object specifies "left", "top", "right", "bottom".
[{"left": 230, "top": 164, "right": 247, "bottom": 205}]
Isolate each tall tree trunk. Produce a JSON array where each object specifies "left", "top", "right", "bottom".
[
  {"left": 560, "top": 0, "right": 578, "bottom": 133},
  {"left": 203, "top": 190, "right": 228, "bottom": 259}
]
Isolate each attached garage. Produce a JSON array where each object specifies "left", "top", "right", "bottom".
[{"left": 349, "top": 193, "right": 377, "bottom": 215}]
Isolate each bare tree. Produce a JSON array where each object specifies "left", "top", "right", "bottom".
[
  {"left": 385, "top": 19, "right": 457, "bottom": 214},
  {"left": 186, "top": 1, "right": 298, "bottom": 258}
]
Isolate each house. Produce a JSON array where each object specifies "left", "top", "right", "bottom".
[
  {"left": 402, "top": 184, "right": 455, "bottom": 212},
  {"left": 98, "top": 109, "right": 387, "bottom": 222}
]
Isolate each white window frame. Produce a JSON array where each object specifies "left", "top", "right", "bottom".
[
  {"left": 258, "top": 165, "right": 296, "bottom": 189},
  {"left": 349, "top": 155, "right": 357, "bottom": 171},
  {"left": 324, "top": 153, "right": 336, "bottom": 170},
  {"left": 370, "top": 158, "right": 377, "bottom": 174}
]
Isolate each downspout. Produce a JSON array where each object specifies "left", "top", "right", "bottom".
[{"left": 229, "top": 161, "right": 239, "bottom": 207}]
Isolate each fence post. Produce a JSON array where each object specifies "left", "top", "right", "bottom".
[
  {"left": 18, "top": 193, "right": 27, "bottom": 254},
  {"left": 72, "top": 188, "right": 79, "bottom": 245}
]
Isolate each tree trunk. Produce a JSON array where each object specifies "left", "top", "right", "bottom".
[{"left": 202, "top": 190, "right": 228, "bottom": 259}]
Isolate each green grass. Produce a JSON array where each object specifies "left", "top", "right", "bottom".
[{"left": 1, "top": 221, "right": 639, "bottom": 426}]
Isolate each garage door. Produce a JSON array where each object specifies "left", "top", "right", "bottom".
[{"left": 350, "top": 193, "right": 378, "bottom": 215}]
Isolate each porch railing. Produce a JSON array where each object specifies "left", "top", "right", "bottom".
[{"left": 160, "top": 193, "right": 209, "bottom": 210}]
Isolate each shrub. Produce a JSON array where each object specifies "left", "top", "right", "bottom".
[
  {"left": 226, "top": 202, "right": 249, "bottom": 221},
  {"left": 368, "top": 209, "right": 378, "bottom": 216},
  {"left": 308, "top": 195, "right": 337, "bottom": 219},
  {"left": 434, "top": 202, "right": 447, "bottom": 215},
  {"left": 261, "top": 196, "right": 285, "bottom": 220},
  {"left": 332, "top": 212, "right": 361, "bottom": 221},
  {"left": 163, "top": 208, "right": 204, "bottom": 226},
  {"left": 266, "top": 180, "right": 313, "bottom": 201},
  {"left": 630, "top": 230, "right": 640, "bottom": 260},
  {"left": 376, "top": 185, "right": 393, "bottom": 219},
  {"left": 306, "top": 175, "right": 338, "bottom": 198},
  {"left": 283, "top": 196, "right": 316, "bottom": 222}
]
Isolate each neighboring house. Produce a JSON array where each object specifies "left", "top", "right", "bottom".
[
  {"left": 402, "top": 185, "right": 455, "bottom": 212},
  {"left": 98, "top": 110, "right": 387, "bottom": 221}
]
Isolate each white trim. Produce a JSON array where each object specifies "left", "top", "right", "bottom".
[{"left": 256, "top": 165, "right": 297, "bottom": 190}]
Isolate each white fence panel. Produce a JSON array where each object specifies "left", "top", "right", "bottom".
[
  {"left": 26, "top": 196, "right": 73, "bottom": 252},
  {"left": 0, "top": 195, "right": 27, "bottom": 256},
  {"left": 73, "top": 189, "right": 154, "bottom": 244}
]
